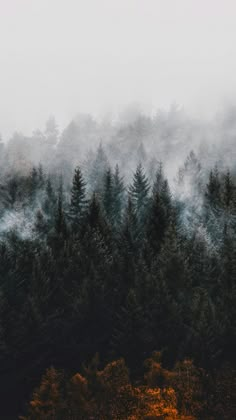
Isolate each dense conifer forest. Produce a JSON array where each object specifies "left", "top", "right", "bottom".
[{"left": 0, "top": 112, "right": 235, "bottom": 418}]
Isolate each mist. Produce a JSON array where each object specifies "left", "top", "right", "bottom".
[{"left": 1, "top": 0, "right": 236, "bottom": 139}]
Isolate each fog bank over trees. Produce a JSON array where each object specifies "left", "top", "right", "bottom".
[{"left": 1, "top": 105, "right": 236, "bottom": 180}]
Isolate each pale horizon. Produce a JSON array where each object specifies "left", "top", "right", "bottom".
[{"left": 0, "top": 0, "right": 236, "bottom": 139}]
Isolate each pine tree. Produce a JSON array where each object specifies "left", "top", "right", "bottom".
[
  {"left": 83, "top": 193, "right": 110, "bottom": 242},
  {"left": 205, "top": 165, "right": 221, "bottom": 208},
  {"left": 176, "top": 150, "right": 202, "bottom": 201},
  {"left": 220, "top": 225, "right": 236, "bottom": 290},
  {"left": 223, "top": 169, "right": 234, "bottom": 210},
  {"left": 146, "top": 188, "right": 167, "bottom": 254},
  {"left": 117, "top": 197, "right": 139, "bottom": 293},
  {"left": 54, "top": 179, "right": 67, "bottom": 237},
  {"left": 158, "top": 221, "right": 189, "bottom": 295},
  {"left": 120, "top": 196, "right": 139, "bottom": 251},
  {"left": 160, "top": 179, "right": 173, "bottom": 218},
  {"left": 111, "top": 288, "right": 148, "bottom": 368},
  {"left": 69, "top": 166, "right": 86, "bottom": 228},
  {"left": 89, "top": 143, "right": 109, "bottom": 195},
  {"left": 34, "top": 209, "right": 48, "bottom": 237},
  {"left": 146, "top": 167, "right": 173, "bottom": 255},
  {"left": 57, "top": 120, "right": 80, "bottom": 170},
  {"left": 153, "top": 162, "right": 164, "bottom": 195},
  {"left": 112, "top": 164, "right": 125, "bottom": 227},
  {"left": 28, "top": 167, "right": 38, "bottom": 204},
  {"left": 148, "top": 271, "right": 184, "bottom": 364},
  {"left": 43, "top": 177, "right": 57, "bottom": 217},
  {"left": 102, "top": 167, "right": 114, "bottom": 224},
  {"left": 37, "top": 164, "right": 45, "bottom": 188},
  {"left": 129, "top": 163, "right": 150, "bottom": 225},
  {"left": 188, "top": 288, "right": 223, "bottom": 367}
]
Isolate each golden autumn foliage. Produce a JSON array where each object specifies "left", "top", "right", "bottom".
[
  {"left": 20, "top": 367, "right": 67, "bottom": 420},
  {"left": 20, "top": 355, "right": 206, "bottom": 420},
  {"left": 171, "top": 359, "right": 205, "bottom": 417}
]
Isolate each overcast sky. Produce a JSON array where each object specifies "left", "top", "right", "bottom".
[{"left": 0, "top": 0, "right": 236, "bottom": 138}]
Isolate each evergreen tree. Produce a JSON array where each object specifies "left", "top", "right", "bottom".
[
  {"left": 69, "top": 166, "right": 87, "bottom": 228},
  {"left": 54, "top": 179, "right": 67, "bottom": 237},
  {"left": 205, "top": 165, "right": 221, "bottom": 208},
  {"left": 28, "top": 166, "right": 39, "bottom": 204},
  {"left": 153, "top": 162, "right": 164, "bottom": 195},
  {"left": 34, "top": 209, "right": 48, "bottom": 237},
  {"left": 111, "top": 288, "right": 148, "bottom": 368},
  {"left": 89, "top": 143, "right": 109, "bottom": 195},
  {"left": 146, "top": 168, "right": 173, "bottom": 255},
  {"left": 158, "top": 222, "right": 189, "bottom": 295},
  {"left": 129, "top": 163, "right": 150, "bottom": 225},
  {"left": 83, "top": 193, "right": 110, "bottom": 243},
  {"left": 43, "top": 177, "right": 57, "bottom": 217},
  {"left": 37, "top": 164, "right": 45, "bottom": 188},
  {"left": 223, "top": 169, "right": 234, "bottom": 210},
  {"left": 176, "top": 150, "right": 203, "bottom": 203},
  {"left": 120, "top": 196, "right": 139, "bottom": 250},
  {"left": 146, "top": 188, "right": 167, "bottom": 255},
  {"left": 102, "top": 167, "right": 114, "bottom": 224},
  {"left": 112, "top": 164, "right": 125, "bottom": 227},
  {"left": 116, "top": 197, "right": 139, "bottom": 294}
]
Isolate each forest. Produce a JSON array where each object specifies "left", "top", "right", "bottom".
[{"left": 0, "top": 110, "right": 235, "bottom": 419}]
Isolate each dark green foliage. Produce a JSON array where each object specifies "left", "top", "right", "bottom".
[
  {"left": 223, "top": 169, "right": 234, "bottom": 209},
  {"left": 54, "top": 179, "right": 67, "bottom": 237},
  {"left": 112, "top": 164, "right": 125, "bottom": 227},
  {"left": 85, "top": 193, "right": 107, "bottom": 235},
  {"left": 69, "top": 166, "right": 86, "bottom": 228},
  {"left": 111, "top": 288, "right": 148, "bottom": 368},
  {"left": 205, "top": 165, "right": 221, "bottom": 207},
  {"left": 129, "top": 163, "right": 150, "bottom": 225},
  {"left": 0, "top": 159, "right": 235, "bottom": 419},
  {"left": 89, "top": 143, "right": 109, "bottom": 195},
  {"left": 102, "top": 167, "right": 114, "bottom": 223},
  {"left": 43, "top": 178, "right": 57, "bottom": 217}
]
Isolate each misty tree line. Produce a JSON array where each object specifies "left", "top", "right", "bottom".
[
  {"left": 0, "top": 139, "right": 235, "bottom": 417},
  {"left": 0, "top": 108, "right": 236, "bottom": 180}
]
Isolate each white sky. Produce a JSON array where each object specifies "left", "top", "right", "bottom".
[{"left": 0, "top": 0, "right": 236, "bottom": 138}]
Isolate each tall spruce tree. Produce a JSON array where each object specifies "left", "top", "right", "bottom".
[
  {"left": 69, "top": 166, "right": 87, "bottom": 228},
  {"left": 112, "top": 164, "right": 125, "bottom": 228},
  {"left": 121, "top": 196, "right": 139, "bottom": 250},
  {"left": 54, "top": 178, "right": 67, "bottom": 237},
  {"left": 146, "top": 188, "right": 167, "bottom": 255},
  {"left": 117, "top": 197, "right": 139, "bottom": 290},
  {"left": 146, "top": 167, "right": 173, "bottom": 255},
  {"left": 89, "top": 143, "right": 109, "bottom": 195},
  {"left": 158, "top": 221, "right": 189, "bottom": 296},
  {"left": 223, "top": 169, "right": 234, "bottom": 210},
  {"left": 102, "top": 167, "right": 114, "bottom": 224},
  {"left": 153, "top": 162, "right": 164, "bottom": 195},
  {"left": 43, "top": 177, "right": 57, "bottom": 216},
  {"left": 205, "top": 166, "right": 221, "bottom": 208},
  {"left": 129, "top": 163, "right": 150, "bottom": 225},
  {"left": 84, "top": 193, "right": 109, "bottom": 240}
]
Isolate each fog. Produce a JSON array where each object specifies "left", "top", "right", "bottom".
[{"left": 0, "top": 0, "right": 236, "bottom": 138}]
